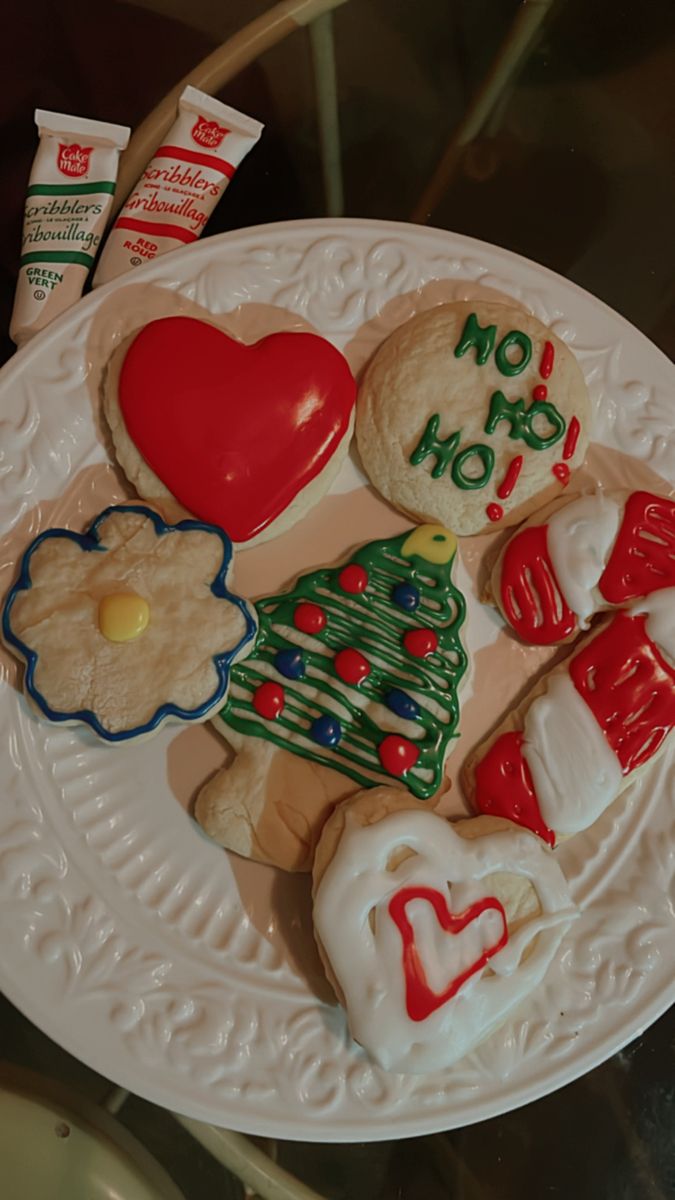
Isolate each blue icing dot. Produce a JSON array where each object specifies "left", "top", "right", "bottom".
[
  {"left": 310, "top": 714, "right": 342, "bottom": 747},
  {"left": 275, "top": 648, "right": 305, "bottom": 680},
  {"left": 392, "top": 582, "right": 420, "bottom": 612},
  {"left": 385, "top": 688, "right": 420, "bottom": 721}
]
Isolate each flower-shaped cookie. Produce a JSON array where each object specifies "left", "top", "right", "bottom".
[{"left": 3, "top": 505, "right": 257, "bottom": 741}]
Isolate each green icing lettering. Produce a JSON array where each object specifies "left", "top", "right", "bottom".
[
  {"left": 216, "top": 530, "right": 467, "bottom": 801},
  {"left": 454, "top": 312, "right": 496, "bottom": 365},
  {"left": 485, "top": 390, "right": 565, "bottom": 451},
  {"left": 450, "top": 443, "right": 495, "bottom": 490},
  {"left": 495, "top": 329, "right": 532, "bottom": 376},
  {"left": 409, "top": 414, "right": 461, "bottom": 479}
]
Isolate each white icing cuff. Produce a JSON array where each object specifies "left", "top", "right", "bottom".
[
  {"left": 547, "top": 494, "right": 621, "bottom": 627},
  {"left": 522, "top": 673, "right": 623, "bottom": 835},
  {"left": 631, "top": 588, "right": 675, "bottom": 664}
]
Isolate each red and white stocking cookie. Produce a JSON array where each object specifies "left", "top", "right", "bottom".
[
  {"left": 103, "top": 315, "right": 357, "bottom": 547},
  {"left": 491, "top": 489, "right": 675, "bottom": 644},
  {"left": 312, "top": 789, "right": 577, "bottom": 1074},
  {"left": 464, "top": 599, "right": 675, "bottom": 844}
]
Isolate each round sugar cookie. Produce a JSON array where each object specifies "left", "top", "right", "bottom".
[{"left": 356, "top": 301, "right": 591, "bottom": 536}]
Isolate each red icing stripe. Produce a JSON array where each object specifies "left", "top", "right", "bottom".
[
  {"left": 114, "top": 217, "right": 198, "bottom": 244},
  {"left": 153, "top": 144, "right": 235, "bottom": 177},
  {"left": 599, "top": 491, "right": 675, "bottom": 603},
  {"left": 500, "top": 524, "right": 576, "bottom": 644},
  {"left": 569, "top": 612, "right": 675, "bottom": 774},
  {"left": 388, "top": 887, "right": 508, "bottom": 1021},
  {"left": 473, "top": 731, "right": 555, "bottom": 846}
]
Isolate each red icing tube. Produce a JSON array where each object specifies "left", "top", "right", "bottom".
[
  {"left": 500, "top": 525, "right": 577, "bottom": 645},
  {"left": 94, "top": 86, "right": 263, "bottom": 286},
  {"left": 570, "top": 612, "right": 675, "bottom": 774},
  {"left": 599, "top": 491, "right": 675, "bottom": 603},
  {"left": 473, "top": 731, "right": 555, "bottom": 846}
]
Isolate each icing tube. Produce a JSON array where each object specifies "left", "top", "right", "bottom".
[
  {"left": 93, "top": 87, "right": 263, "bottom": 287},
  {"left": 10, "top": 110, "right": 130, "bottom": 346}
]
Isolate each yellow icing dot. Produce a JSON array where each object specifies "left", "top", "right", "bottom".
[
  {"left": 402, "top": 525, "right": 457, "bottom": 564},
  {"left": 98, "top": 592, "right": 150, "bottom": 643}
]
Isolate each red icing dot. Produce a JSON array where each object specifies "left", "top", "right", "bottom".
[
  {"left": 338, "top": 564, "right": 368, "bottom": 594},
  {"left": 533, "top": 384, "right": 548, "bottom": 401},
  {"left": 403, "top": 628, "right": 438, "bottom": 658},
  {"left": 553, "top": 463, "right": 570, "bottom": 485},
  {"left": 486, "top": 503, "right": 504, "bottom": 522},
  {"left": 379, "top": 734, "right": 420, "bottom": 776},
  {"left": 253, "top": 681, "right": 285, "bottom": 720},
  {"left": 294, "top": 602, "right": 327, "bottom": 634},
  {"left": 334, "top": 647, "right": 371, "bottom": 685}
]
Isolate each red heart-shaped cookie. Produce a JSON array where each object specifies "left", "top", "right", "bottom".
[
  {"left": 118, "top": 317, "right": 356, "bottom": 542},
  {"left": 388, "top": 886, "right": 508, "bottom": 1021}
]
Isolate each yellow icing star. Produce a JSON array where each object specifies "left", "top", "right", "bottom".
[
  {"left": 98, "top": 592, "right": 150, "bottom": 643},
  {"left": 401, "top": 525, "right": 457, "bottom": 564}
]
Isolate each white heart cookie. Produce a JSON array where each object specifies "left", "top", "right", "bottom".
[{"left": 312, "top": 795, "right": 577, "bottom": 1074}]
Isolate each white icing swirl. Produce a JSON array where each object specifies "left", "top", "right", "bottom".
[
  {"left": 630, "top": 587, "right": 675, "bottom": 664},
  {"left": 546, "top": 494, "right": 621, "bottom": 627},
  {"left": 313, "top": 811, "right": 577, "bottom": 1074},
  {"left": 522, "top": 673, "right": 623, "bottom": 835}
]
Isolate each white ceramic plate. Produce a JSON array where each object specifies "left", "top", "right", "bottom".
[{"left": 1, "top": 219, "right": 674, "bottom": 1141}]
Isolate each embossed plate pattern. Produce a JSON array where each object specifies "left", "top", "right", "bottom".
[{"left": 0, "top": 219, "right": 674, "bottom": 1140}]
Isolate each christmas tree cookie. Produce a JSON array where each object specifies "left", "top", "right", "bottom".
[{"left": 195, "top": 525, "right": 468, "bottom": 871}]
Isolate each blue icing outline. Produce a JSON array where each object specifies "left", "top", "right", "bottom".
[{"left": 2, "top": 504, "right": 257, "bottom": 743}]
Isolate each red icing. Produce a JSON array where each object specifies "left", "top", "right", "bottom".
[
  {"left": 599, "top": 491, "right": 675, "bottom": 603},
  {"left": 293, "top": 602, "right": 327, "bottom": 634},
  {"left": 497, "top": 455, "right": 523, "bottom": 500},
  {"left": 378, "top": 734, "right": 420, "bottom": 776},
  {"left": 486, "top": 503, "right": 503, "bottom": 522},
  {"left": 553, "top": 463, "right": 570, "bottom": 485},
  {"left": 403, "top": 628, "right": 439, "bottom": 658},
  {"left": 334, "top": 647, "right": 371, "bottom": 685},
  {"left": 388, "top": 887, "right": 508, "bottom": 1021},
  {"left": 563, "top": 415, "right": 580, "bottom": 460},
  {"left": 338, "top": 564, "right": 368, "bottom": 594},
  {"left": 473, "top": 731, "right": 556, "bottom": 845},
  {"left": 569, "top": 612, "right": 675, "bottom": 774},
  {"left": 532, "top": 384, "right": 548, "bottom": 401},
  {"left": 500, "top": 524, "right": 576, "bottom": 644},
  {"left": 253, "top": 681, "right": 285, "bottom": 720},
  {"left": 539, "top": 340, "right": 555, "bottom": 379},
  {"left": 118, "top": 317, "right": 356, "bottom": 543}
]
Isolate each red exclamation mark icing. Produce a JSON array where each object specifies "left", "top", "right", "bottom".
[
  {"left": 486, "top": 502, "right": 504, "bottom": 522},
  {"left": 497, "top": 455, "right": 523, "bottom": 500},
  {"left": 563, "top": 415, "right": 580, "bottom": 460},
  {"left": 539, "top": 340, "right": 555, "bottom": 379}
]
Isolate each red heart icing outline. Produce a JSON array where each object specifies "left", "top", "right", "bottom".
[
  {"left": 388, "top": 886, "right": 508, "bottom": 1021},
  {"left": 118, "top": 317, "right": 356, "bottom": 542}
]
